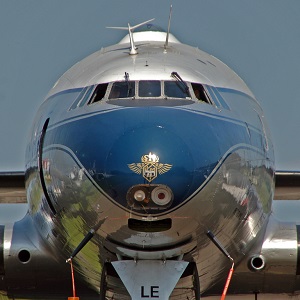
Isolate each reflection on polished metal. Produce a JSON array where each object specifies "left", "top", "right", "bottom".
[{"left": 2, "top": 172, "right": 299, "bottom": 203}]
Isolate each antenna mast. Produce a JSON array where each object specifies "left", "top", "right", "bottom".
[
  {"left": 164, "top": 4, "right": 173, "bottom": 52},
  {"left": 107, "top": 18, "right": 155, "bottom": 55}
]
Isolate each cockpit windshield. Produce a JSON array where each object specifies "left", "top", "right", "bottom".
[
  {"left": 108, "top": 81, "right": 135, "bottom": 99},
  {"left": 82, "top": 77, "right": 220, "bottom": 108},
  {"left": 164, "top": 81, "right": 190, "bottom": 98},
  {"left": 139, "top": 80, "right": 161, "bottom": 97}
]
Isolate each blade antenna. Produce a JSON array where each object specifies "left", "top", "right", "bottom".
[
  {"left": 164, "top": 4, "right": 173, "bottom": 53},
  {"left": 127, "top": 23, "right": 138, "bottom": 55},
  {"left": 107, "top": 18, "right": 155, "bottom": 55}
]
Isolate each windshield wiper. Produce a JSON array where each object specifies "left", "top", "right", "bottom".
[
  {"left": 125, "top": 72, "right": 132, "bottom": 97},
  {"left": 171, "top": 71, "right": 190, "bottom": 96}
]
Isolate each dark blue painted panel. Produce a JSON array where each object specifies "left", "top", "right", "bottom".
[{"left": 43, "top": 106, "right": 263, "bottom": 212}]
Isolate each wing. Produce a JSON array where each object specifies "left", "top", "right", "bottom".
[
  {"left": 0, "top": 172, "right": 26, "bottom": 203},
  {"left": 127, "top": 163, "right": 142, "bottom": 174},
  {"left": 157, "top": 163, "right": 172, "bottom": 175}
]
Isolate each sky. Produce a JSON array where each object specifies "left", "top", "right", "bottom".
[{"left": 0, "top": 0, "right": 299, "bottom": 172}]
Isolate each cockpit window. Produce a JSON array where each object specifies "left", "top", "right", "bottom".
[
  {"left": 80, "top": 79, "right": 218, "bottom": 107},
  {"left": 138, "top": 80, "right": 161, "bottom": 97},
  {"left": 191, "top": 83, "right": 211, "bottom": 104},
  {"left": 164, "top": 81, "right": 190, "bottom": 98},
  {"left": 69, "top": 87, "right": 88, "bottom": 110},
  {"left": 206, "top": 86, "right": 230, "bottom": 110},
  {"left": 109, "top": 81, "right": 135, "bottom": 99},
  {"left": 89, "top": 83, "right": 109, "bottom": 104},
  {"left": 79, "top": 86, "right": 94, "bottom": 107}
]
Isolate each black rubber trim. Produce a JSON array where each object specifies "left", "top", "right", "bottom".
[
  {"left": 38, "top": 118, "right": 56, "bottom": 215},
  {"left": 0, "top": 225, "right": 5, "bottom": 275},
  {"left": 297, "top": 225, "right": 300, "bottom": 275}
]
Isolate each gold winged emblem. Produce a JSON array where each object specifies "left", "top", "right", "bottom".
[{"left": 128, "top": 152, "right": 172, "bottom": 182}]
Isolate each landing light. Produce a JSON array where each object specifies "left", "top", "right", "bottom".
[
  {"left": 126, "top": 184, "right": 173, "bottom": 210},
  {"left": 151, "top": 186, "right": 172, "bottom": 206},
  {"left": 134, "top": 190, "right": 146, "bottom": 202}
]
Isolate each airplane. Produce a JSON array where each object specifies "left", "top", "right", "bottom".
[{"left": 1, "top": 14, "right": 300, "bottom": 300}]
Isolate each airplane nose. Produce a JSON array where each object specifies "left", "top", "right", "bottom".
[
  {"left": 104, "top": 124, "right": 194, "bottom": 212},
  {"left": 91, "top": 107, "right": 222, "bottom": 214}
]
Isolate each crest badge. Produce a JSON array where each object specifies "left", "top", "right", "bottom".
[{"left": 128, "top": 152, "right": 172, "bottom": 182}]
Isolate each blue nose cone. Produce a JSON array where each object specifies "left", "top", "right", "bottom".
[
  {"left": 103, "top": 124, "right": 195, "bottom": 212},
  {"left": 49, "top": 106, "right": 232, "bottom": 214},
  {"left": 88, "top": 107, "right": 222, "bottom": 214}
]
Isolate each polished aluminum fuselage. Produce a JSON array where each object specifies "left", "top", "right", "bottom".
[{"left": 24, "top": 31, "right": 275, "bottom": 296}]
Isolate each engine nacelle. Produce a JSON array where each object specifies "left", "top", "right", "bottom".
[{"left": 0, "top": 216, "right": 72, "bottom": 298}]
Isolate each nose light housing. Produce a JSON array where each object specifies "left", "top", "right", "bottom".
[{"left": 127, "top": 184, "right": 173, "bottom": 211}]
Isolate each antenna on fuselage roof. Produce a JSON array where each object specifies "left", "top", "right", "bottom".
[
  {"left": 107, "top": 18, "right": 155, "bottom": 55},
  {"left": 164, "top": 4, "right": 173, "bottom": 53}
]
